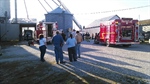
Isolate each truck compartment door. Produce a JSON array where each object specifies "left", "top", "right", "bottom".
[{"left": 120, "top": 25, "right": 134, "bottom": 42}]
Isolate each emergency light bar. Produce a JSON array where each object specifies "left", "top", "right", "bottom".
[{"left": 122, "top": 18, "right": 133, "bottom": 20}]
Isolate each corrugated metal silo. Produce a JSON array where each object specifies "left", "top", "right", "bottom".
[
  {"left": 45, "top": 7, "right": 73, "bottom": 33},
  {"left": 0, "top": 0, "right": 11, "bottom": 19}
]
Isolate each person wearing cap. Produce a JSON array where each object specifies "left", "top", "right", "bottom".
[
  {"left": 52, "top": 31, "right": 65, "bottom": 64},
  {"left": 61, "top": 31, "right": 66, "bottom": 41}
]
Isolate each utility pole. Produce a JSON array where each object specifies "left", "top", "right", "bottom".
[{"left": 15, "top": 0, "right": 18, "bottom": 23}]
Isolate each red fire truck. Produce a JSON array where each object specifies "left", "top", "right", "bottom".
[
  {"left": 94, "top": 18, "right": 139, "bottom": 47},
  {"left": 34, "top": 22, "right": 58, "bottom": 44}
]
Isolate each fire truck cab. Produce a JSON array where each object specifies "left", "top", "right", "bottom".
[
  {"left": 94, "top": 18, "right": 139, "bottom": 47},
  {"left": 34, "top": 22, "right": 57, "bottom": 44}
]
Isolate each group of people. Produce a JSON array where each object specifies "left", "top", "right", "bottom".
[
  {"left": 38, "top": 29, "right": 83, "bottom": 64},
  {"left": 82, "top": 32, "right": 95, "bottom": 42},
  {"left": 84, "top": 32, "right": 90, "bottom": 42}
]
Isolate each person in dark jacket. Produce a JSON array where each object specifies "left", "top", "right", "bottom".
[
  {"left": 61, "top": 31, "right": 66, "bottom": 53},
  {"left": 52, "top": 31, "right": 65, "bottom": 64},
  {"left": 61, "top": 31, "right": 66, "bottom": 41}
]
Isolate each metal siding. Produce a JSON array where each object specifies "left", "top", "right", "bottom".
[
  {"left": 0, "top": 0, "right": 10, "bottom": 19},
  {"left": 0, "top": 24, "right": 19, "bottom": 41},
  {"left": 45, "top": 13, "right": 64, "bottom": 30},
  {"left": 45, "top": 7, "right": 73, "bottom": 32},
  {"left": 64, "top": 14, "right": 73, "bottom": 31}
]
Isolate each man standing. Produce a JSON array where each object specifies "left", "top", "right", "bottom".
[
  {"left": 75, "top": 31, "right": 83, "bottom": 58},
  {"left": 61, "top": 31, "right": 66, "bottom": 54},
  {"left": 61, "top": 31, "right": 66, "bottom": 41},
  {"left": 52, "top": 31, "right": 65, "bottom": 64},
  {"left": 71, "top": 29, "right": 76, "bottom": 38}
]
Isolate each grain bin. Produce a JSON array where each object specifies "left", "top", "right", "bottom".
[
  {"left": 0, "top": 0, "right": 11, "bottom": 20},
  {"left": 45, "top": 7, "right": 73, "bottom": 34}
]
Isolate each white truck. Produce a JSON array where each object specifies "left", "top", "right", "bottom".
[{"left": 35, "top": 22, "right": 58, "bottom": 44}]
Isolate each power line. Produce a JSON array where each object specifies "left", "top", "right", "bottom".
[
  {"left": 75, "top": 5, "right": 150, "bottom": 15},
  {"left": 44, "top": 0, "right": 53, "bottom": 10},
  {"left": 23, "top": 0, "right": 29, "bottom": 19},
  {"left": 52, "top": 0, "right": 60, "bottom": 7},
  {"left": 38, "top": 0, "right": 48, "bottom": 13}
]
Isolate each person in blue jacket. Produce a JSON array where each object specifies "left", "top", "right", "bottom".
[{"left": 52, "top": 31, "right": 65, "bottom": 64}]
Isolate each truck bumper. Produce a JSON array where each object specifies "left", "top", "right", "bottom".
[{"left": 110, "top": 42, "right": 140, "bottom": 45}]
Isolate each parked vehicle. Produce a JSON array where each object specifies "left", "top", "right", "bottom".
[
  {"left": 144, "top": 31, "right": 150, "bottom": 40},
  {"left": 138, "top": 35, "right": 145, "bottom": 42},
  {"left": 24, "top": 30, "right": 33, "bottom": 40},
  {"left": 94, "top": 18, "right": 139, "bottom": 47}
]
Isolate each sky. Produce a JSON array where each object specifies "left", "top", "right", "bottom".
[{"left": 10, "top": 0, "right": 150, "bottom": 28}]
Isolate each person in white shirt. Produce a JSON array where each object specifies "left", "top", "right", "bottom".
[
  {"left": 66, "top": 34, "right": 77, "bottom": 62},
  {"left": 71, "top": 29, "right": 76, "bottom": 38},
  {"left": 39, "top": 34, "right": 47, "bottom": 62}
]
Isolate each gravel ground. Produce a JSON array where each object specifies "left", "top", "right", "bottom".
[{"left": 0, "top": 40, "right": 150, "bottom": 84}]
